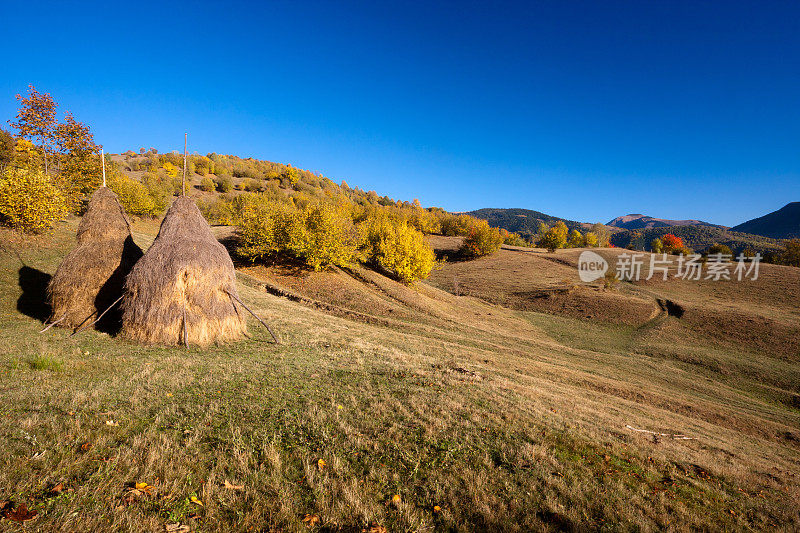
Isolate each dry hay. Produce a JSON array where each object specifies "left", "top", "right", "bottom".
[
  {"left": 121, "top": 196, "right": 247, "bottom": 346},
  {"left": 48, "top": 187, "right": 143, "bottom": 331}
]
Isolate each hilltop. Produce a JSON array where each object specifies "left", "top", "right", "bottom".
[
  {"left": 731, "top": 201, "right": 800, "bottom": 239},
  {"left": 467, "top": 207, "right": 596, "bottom": 235},
  {"left": 606, "top": 213, "right": 724, "bottom": 230}
]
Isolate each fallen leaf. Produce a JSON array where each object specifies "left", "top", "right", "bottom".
[
  {"left": 190, "top": 495, "right": 203, "bottom": 506},
  {"left": 165, "top": 523, "right": 191, "bottom": 532},
  {"left": 105, "top": 420, "right": 119, "bottom": 427},
  {"left": 2, "top": 502, "right": 38, "bottom": 522},
  {"left": 302, "top": 513, "right": 320, "bottom": 526},
  {"left": 50, "top": 482, "right": 65, "bottom": 495},
  {"left": 317, "top": 459, "right": 327, "bottom": 471},
  {"left": 362, "top": 523, "right": 387, "bottom": 533},
  {"left": 223, "top": 480, "right": 243, "bottom": 491},
  {"left": 433, "top": 505, "right": 441, "bottom": 513},
  {"left": 391, "top": 494, "right": 402, "bottom": 505},
  {"left": 79, "top": 442, "right": 92, "bottom": 452}
]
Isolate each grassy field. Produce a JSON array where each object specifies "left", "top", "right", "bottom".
[{"left": 0, "top": 220, "right": 799, "bottom": 532}]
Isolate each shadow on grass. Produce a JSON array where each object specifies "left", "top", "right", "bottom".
[{"left": 17, "top": 266, "right": 51, "bottom": 323}]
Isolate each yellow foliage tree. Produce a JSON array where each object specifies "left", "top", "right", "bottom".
[
  {"left": 365, "top": 216, "right": 436, "bottom": 283},
  {"left": 162, "top": 162, "right": 179, "bottom": 177},
  {"left": 0, "top": 167, "right": 68, "bottom": 232}
]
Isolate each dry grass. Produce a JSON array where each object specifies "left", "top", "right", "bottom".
[
  {"left": 121, "top": 198, "right": 246, "bottom": 347},
  {"left": 0, "top": 223, "right": 798, "bottom": 531},
  {"left": 47, "top": 187, "right": 143, "bottom": 330}
]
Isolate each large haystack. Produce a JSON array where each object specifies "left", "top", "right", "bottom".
[
  {"left": 121, "top": 196, "right": 247, "bottom": 346},
  {"left": 48, "top": 187, "right": 144, "bottom": 331}
]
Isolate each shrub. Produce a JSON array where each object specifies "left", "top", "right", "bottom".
[
  {"left": 538, "top": 225, "right": 567, "bottom": 252},
  {"left": 460, "top": 219, "right": 503, "bottom": 257},
  {"left": 299, "top": 203, "right": 363, "bottom": 270},
  {"left": 162, "top": 162, "right": 179, "bottom": 177},
  {"left": 568, "top": 229, "right": 583, "bottom": 248},
  {"left": 651, "top": 238, "right": 663, "bottom": 253},
  {"left": 440, "top": 213, "right": 474, "bottom": 236},
  {"left": 779, "top": 239, "right": 800, "bottom": 267},
  {"left": 236, "top": 200, "right": 362, "bottom": 271},
  {"left": 661, "top": 233, "right": 684, "bottom": 253},
  {"left": 584, "top": 232, "right": 599, "bottom": 247},
  {"left": 109, "top": 174, "right": 164, "bottom": 217},
  {"left": 242, "top": 178, "right": 261, "bottom": 192},
  {"left": 365, "top": 217, "right": 436, "bottom": 283},
  {"left": 200, "top": 176, "right": 215, "bottom": 192},
  {"left": 707, "top": 243, "right": 732, "bottom": 256},
  {"left": 0, "top": 167, "right": 68, "bottom": 232},
  {"left": 503, "top": 231, "right": 529, "bottom": 247},
  {"left": 215, "top": 175, "right": 233, "bottom": 193},
  {"left": 408, "top": 208, "right": 441, "bottom": 235}
]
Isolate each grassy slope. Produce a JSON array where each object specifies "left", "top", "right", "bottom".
[{"left": 0, "top": 221, "right": 799, "bottom": 532}]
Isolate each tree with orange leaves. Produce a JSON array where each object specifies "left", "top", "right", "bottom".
[{"left": 9, "top": 85, "right": 57, "bottom": 173}]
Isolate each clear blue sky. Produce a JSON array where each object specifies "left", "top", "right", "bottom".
[{"left": 2, "top": 1, "right": 798, "bottom": 226}]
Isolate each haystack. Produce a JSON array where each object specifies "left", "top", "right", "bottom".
[
  {"left": 48, "top": 187, "right": 143, "bottom": 331},
  {"left": 121, "top": 196, "right": 247, "bottom": 346}
]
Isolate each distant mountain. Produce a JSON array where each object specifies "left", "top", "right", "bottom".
[
  {"left": 606, "top": 213, "right": 724, "bottom": 230},
  {"left": 730, "top": 202, "right": 800, "bottom": 239},
  {"left": 467, "top": 208, "right": 595, "bottom": 235},
  {"left": 609, "top": 225, "right": 784, "bottom": 255}
]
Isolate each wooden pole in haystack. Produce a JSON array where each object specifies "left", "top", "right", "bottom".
[{"left": 101, "top": 148, "right": 106, "bottom": 187}]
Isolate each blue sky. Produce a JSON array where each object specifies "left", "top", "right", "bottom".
[{"left": 2, "top": 1, "right": 798, "bottom": 226}]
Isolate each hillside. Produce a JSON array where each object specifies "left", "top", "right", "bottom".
[
  {"left": 2, "top": 221, "right": 798, "bottom": 531},
  {"left": 731, "top": 202, "right": 800, "bottom": 239},
  {"left": 606, "top": 213, "right": 724, "bottom": 230},
  {"left": 609, "top": 224, "right": 785, "bottom": 255},
  {"left": 467, "top": 207, "right": 596, "bottom": 235}
]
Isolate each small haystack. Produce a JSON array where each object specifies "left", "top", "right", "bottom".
[
  {"left": 121, "top": 196, "right": 247, "bottom": 346},
  {"left": 48, "top": 187, "right": 144, "bottom": 331}
]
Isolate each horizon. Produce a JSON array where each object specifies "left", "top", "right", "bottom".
[{"left": 3, "top": 1, "right": 799, "bottom": 226}]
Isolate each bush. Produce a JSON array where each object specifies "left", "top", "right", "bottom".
[
  {"left": 568, "top": 229, "right": 583, "bottom": 248},
  {"left": 651, "top": 238, "right": 663, "bottom": 253},
  {"left": 460, "top": 219, "right": 503, "bottom": 257},
  {"left": 502, "top": 230, "right": 529, "bottom": 247},
  {"left": 661, "top": 233, "right": 684, "bottom": 253},
  {"left": 242, "top": 178, "right": 261, "bottom": 192},
  {"left": 365, "top": 217, "right": 436, "bottom": 283},
  {"left": 109, "top": 174, "right": 165, "bottom": 217},
  {"left": 0, "top": 167, "right": 68, "bottom": 232},
  {"left": 538, "top": 226, "right": 566, "bottom": 252},
  {"left": 779, "top": 239, "right": 800, "bottom": 267},
  {"left": 707, "top": 243, "right": 732, "bottom": 256},
  {"left": 200, "top": 177, "right": 215, "bottom": 192},
  {"left": 236, "top": 200, "right": 362, "bottom": 271},
  {"left": 440, "top": 213, "right": 474, "bottom": 236},
  {"left": 215, "top": 175, "right": 233, "bottom": 193},
  {"left": 584, "top": 232, "right": 599, "bottom": 247}
]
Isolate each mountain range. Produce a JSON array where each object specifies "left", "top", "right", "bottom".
[
  {"left": 605, "top": 214, "right": 724, "bottom": 230},
  {"left": 469, "top": 203, "right": 798, "bottom": 254}
]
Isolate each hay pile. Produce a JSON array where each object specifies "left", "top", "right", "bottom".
[
  {"left": 48, "top": 187, "right": 144, "bottom": 331},
  {"left": 121, "top": 196, "right": 247, "bottom": 346}
]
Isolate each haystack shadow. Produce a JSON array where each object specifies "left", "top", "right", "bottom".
[{"left": 17, "top": 266, "right": 52, "bottom": 323}]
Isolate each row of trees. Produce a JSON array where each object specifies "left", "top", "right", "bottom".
[{"left": 536, "top": 221, "right": 611, "bottom": 252}]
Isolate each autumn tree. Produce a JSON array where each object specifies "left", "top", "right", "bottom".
[
  {"left": 591, "top": 223, "right": 611, "bottom": 247},
  {"left": 584, "top": 232, "right": 598, "bottom": 247},
  {"left": 0, "top": 129, "right": 14, "bottom": 172},
  {"left": 651, "top": 238, "right": 663, "bottom": 253},
  {"left": 54, "top": 112, "right": 102, "bottom": 207},
  {"left": 9, "top": 85, "right": 57, "bottom": 173},
  {"left": 661, "top": 233, "right": 684, "bottom": 253},
  {"left": 568, "top": 229, "right": 584, "bottom": 247},
  {"left": 539, "top": 226, "right": 566, "bottom": 252},
  {"left": 779, "top": 239, "right": 800, "bottom": 267}
]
